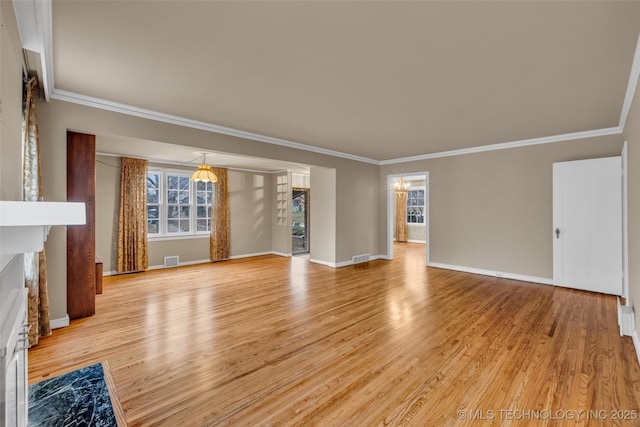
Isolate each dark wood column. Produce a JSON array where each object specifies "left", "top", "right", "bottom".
[{"left": 67, "top": 131, "right": 96, "bottom": 319}]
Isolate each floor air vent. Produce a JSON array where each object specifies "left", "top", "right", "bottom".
[
  {"left": 164, "top": 256, "right": 179, "bottom": 268},
  {"left": 352, "top": 254, "right": 370, "bottom": 264}
]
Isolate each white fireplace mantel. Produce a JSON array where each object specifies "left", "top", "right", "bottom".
[
  {"left": 0, "top": 201, "right": 85, "bottom": 426},
  {"left": 0, "top": 201, "right": 86, "bottom": 256}
]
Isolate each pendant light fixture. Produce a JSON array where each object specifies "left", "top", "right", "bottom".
[
  {"left": 393, "top": 176, "right": 409, "bottom": 194},
  {"left": 191, "top": 153, "right": 218, "bottom": 183}
]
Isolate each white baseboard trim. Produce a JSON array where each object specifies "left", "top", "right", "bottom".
[
  {"left": 148, "top": 258, "right": 210, "bottom": 270},
  {"left": 618, "top": 297, "right": 623, "bottom": 336},
  {"left": 309, "top": 258, "right": 338, "bottom": 267},
  {"left": 111, "top": 252, "right": 388, "bottom": 272},
  {"left": 427, "top": 262, "right": 554, "bottom": 285},
  {"left": 50, "top": 315, "right": 70, "bottom": 329},
  {"left": 230, "top": 251, "right": 274, "bottom": 259},
  {"left": 407, "top": 240, "right": 426, "bottom": 244},
  {"left": 632, "top": 329, "right": 640, "bottom": 367},
  {"left": 271, "top": 251, "right": 292, "bottom": 257},
  {"left": 104, "top": 252, "right": 284, "bottom": 275},
  {"left": 335, "top": 259, "right": 354, "bottom": 268},
  {"left": 310, "top": 254, "right": 388, "bottom": 268}
]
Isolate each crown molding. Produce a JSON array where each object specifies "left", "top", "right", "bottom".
[
  {"left": 379, "top": 127, "right": 623, "bottom": 165},
  {"left": 54, "top": 87, "right": 625, "bottom": 168},
  {"left": 12, "top": 0, "right": 53, "bottom": 100},
  {"left": 14, "top": 0, "right": 639, "bottom": 166},
  {"left": 50, "top": 89, "right": 380, "bottom": 165},
  {"left": 619, "top": 33, "right": 640, "bottom": 130}
]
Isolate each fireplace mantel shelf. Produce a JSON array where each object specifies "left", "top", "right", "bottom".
[
  {"left": 0, "top": 201, "right": 86, "bottom": 256},
  {"left": 0, "top": 201, "right": 85, "bottom": 426}
]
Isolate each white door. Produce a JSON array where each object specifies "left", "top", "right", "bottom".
[{"left": 553, "top": 157, "right": 622, "bottom": 295}]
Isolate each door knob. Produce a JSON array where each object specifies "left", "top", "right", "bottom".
[{"left": 555, "top": 228, "right": 560, "bottom": 239}]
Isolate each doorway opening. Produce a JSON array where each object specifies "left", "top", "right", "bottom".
[
  {"left": 292, "top": 188, "right": 310, "bottom": 254},
  {"left": 386, "top": 172, "right": 429, "bottom": 265}
]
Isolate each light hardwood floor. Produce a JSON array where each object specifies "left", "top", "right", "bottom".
[{"left": 29, "top": 244, "right": 640, "bottom": 426}]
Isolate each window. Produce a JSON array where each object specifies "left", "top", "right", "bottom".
[
  {"left": 195, "top": 181, "right": 213, "bottom": 232},
  {"left": 167, "top": 174, "right": 191, "bottom": 233},
  {"left": 406, "top": 188, "right": 425, "bottom": 224},
  {"left": 147, "top": 172, "right": 161, "bottom": 235},
  {"left": 146, "top": 170, "right": 213, "bottom": 238}
]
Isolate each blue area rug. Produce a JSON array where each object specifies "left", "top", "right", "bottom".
[{"left": 28, "top": 363, "right": 118, "bottom": 427}]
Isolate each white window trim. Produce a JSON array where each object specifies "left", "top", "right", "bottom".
[{"left": 147, "top": 167, "right": 213, "bottom": 240}]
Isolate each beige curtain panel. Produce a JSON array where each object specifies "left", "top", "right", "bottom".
[
  {"left": 395, "top": 191, "right": 408, "bottom": 242},
  {"left": 210, "top": 167, "right": 230, "bottom": 261},
  {"left": 117, "top": 157, "right": 149, "bottom": 272},
  {"left": 22, "top": 76, "right": 51, "bottom": 346}
]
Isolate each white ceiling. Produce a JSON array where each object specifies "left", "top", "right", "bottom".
[{"left": 25, "top": 1, "right": 640, "bottom": 164}]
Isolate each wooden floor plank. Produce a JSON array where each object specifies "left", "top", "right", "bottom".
[{"left": 28, "top": 244, "right": 640, "bottom": 426}]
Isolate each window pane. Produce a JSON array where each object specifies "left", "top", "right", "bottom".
[
  {"left": 197, "top": 219, "right": 208, "bottom": 231},
  {"left": 147, "top": 173, "right": 160, "bottom": 203},
  {"left": 167, "top": 175, "right": 178, "bottom": 189},
  {"left": 167, "top": 190, "right": 178, "bottom": 204},
  {"left": 196, "top": 191, "right": 206, "bottom": 204},
  {"left": 147, "top": 173, "right": 159, "bottom": 189},
  {"left": 179, "top": 176, "right": 190, "bottom": 190},
  {"left": 179, "top": 220, "right": 190, "bottom": 232},
  {"left": 180, "top": 206, "right": 190, "bottom": 219},
  {"left": 147, "top": 205, "right": 159, "bottom": 219},
  {"left": 148, "top": 189, "right": 159, "bottom": 204},
  {"left": 179, "top": 190, "right": 190, "bottom": 204},
  {"left": 167, "top": 219, "right": 180, "bottom": 232},
  {"left": 148, "top": 220, "right": 159, "bottom": 234},
  {"left": 197, "top": 206, "right": 208, "bottom": 218},
  {"left": 168, "top": 205, "right": 179, "bottom": 219},
  {"left": 196, "top": 181, "right": 207, "bottom": 191}
]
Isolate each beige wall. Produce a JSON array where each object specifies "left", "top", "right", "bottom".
[
  {"left": 96, "top": 155, "right": 275, "bottom": 272},
  {"left": 310, "top": 166, "right": 336, "bottom": 263},
  {"left": 95, "top": 155, "right": 120, "bottom": 271},
  {"left": 37, "top": 99, "right": 380, "bottom": 319},
  {"left": 229, "top": 169, "right": 273, "bottom": 257},
  {"left": 336, "top": 165, "right": 380, "bottom": 261},
  {"left": 408, "top": 224, "right": 426, "bottom": 242},
  {"left": 380, "top": 135, "right": 624, "bottom": 278},
  {"left": 0, "top": 1, "right": 24, "bottom": 201},
  {"left": 623, "top": 78, "right": 640, "bottom": 334},
  {"left": 147, "top": 238, "right": 209, "bottom": 267},
  {"left": 292, "top": 173, "right": 310, "bottom": 189},
  {"left": 146, "top": 166, "right": 274, "bottom": 266}
]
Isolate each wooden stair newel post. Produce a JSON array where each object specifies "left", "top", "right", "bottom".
[{"left": 67, "top": 131, "right": 96, "bottom": 319}]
